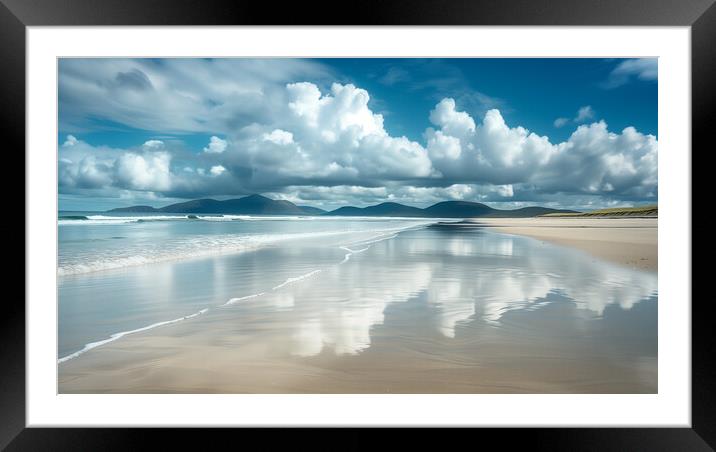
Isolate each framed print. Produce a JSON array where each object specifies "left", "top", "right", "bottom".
[{"left": 5, "top": 0, "right": 710, "bottom": 449}]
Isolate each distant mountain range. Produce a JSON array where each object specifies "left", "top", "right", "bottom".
[
  {"left": 109, "top": 194, "right": 578, "bottom": 218},
  {"left": 327, "top": 201, "right": 576, "bottom": 218}
]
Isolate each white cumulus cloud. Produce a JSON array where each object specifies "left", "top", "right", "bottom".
[
  {"left": 62, "top": 135, "right": 78, "bottom": 147},
  {"left": 115, "top": 152, "right": 172, "bottom": 191},
  {"left": 262, "top": 129, "right": 294, "bottom": 145},
  {"left": 209, "top": 165, "right": 226, "bottom": 176},
  {"left": 142, "top": 139, "right": 164, "bottom": 149},
  {"left": 203, "top": 136, "right": 228, "bottom": 154},
  {"left": 57, "top": 68, "right": 657, "bottom": 208}
]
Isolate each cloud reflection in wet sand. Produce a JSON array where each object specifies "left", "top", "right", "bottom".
[{"left": 232, "top": 227, "right": 657, "bottom": 358}]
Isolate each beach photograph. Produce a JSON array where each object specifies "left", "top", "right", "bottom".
[{"left": 57, "top": 58, "right": 658, "bottom": 394}]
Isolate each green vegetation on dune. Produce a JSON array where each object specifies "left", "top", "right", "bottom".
[{"left": 540, "top": 204, "right": 657, "bottom": 217}]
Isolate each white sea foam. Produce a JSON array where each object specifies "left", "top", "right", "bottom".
[
  {"left": 222, "top": 269, "right": 324, "bottom": 307},
  {"left": 338, "top": 246, "right": 370, "bottom": 264},
  {"left": 58, "top": 215, "right": 327, "bottom": 225},
  {"left": 348, "top": 233, "right": 399, "bottom": 248},
  {"left": 222, "top": 292, "right": 266, "bottom": 306},
  {"left": 59, "top": 231, "right": 362, "bottom": 276},
  {"left": 272, "top": 269, "right": 322, "bottom": 290},
  {"left": 58, "top": 308, "right": 209, "bottom": 364},
  {"left": 334, "top": 229, "right": 407, "bottom": 264},
  {"left": 340, "top": 246, "right": 370, "bottom": 254},
  {"left": 234, "top": 216, "right": 316, "bottom": 221},
  {"left": 58, "top": 234, "right": 276, "bottom": 276},
  {"left": 59, "top": 214, "right": 444, "bottom": 225},
  {"left": 59, "top": 215, "right": 193, "bottom": 225},
  {"left": 59, "top": 214, "right": 255, "bottom": 225},
  {"left": 222, "top": 269, "right": 325, "bottom": 308},
  {"left": 59, "top": 218, "right": 136, "bottom": 225},
  {"left": 59, "top": 222, "right": 433, "bottom": 276},
  {"left": 87, "top": 215, "right": 187, "bottom": 221},
  {"left": 196, "top": 215, "right": 251, "bottom": 221}
]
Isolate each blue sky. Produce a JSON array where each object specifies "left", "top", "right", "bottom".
[
  {"left": 58, "top": 58, "right": 657, "bottom": 211},
  {"left": 320, "top": 58, "right": 657, "bottom": 143}
]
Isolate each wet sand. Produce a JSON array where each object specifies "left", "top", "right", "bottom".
[
  {"left": 58, "top": 225, "right": 657, "bottom": 394},
  {"left": 475, "top": 217, "right": 657, "bottom": 272},
  {"left": 58, "top": 324, "right": 657, "bottom": 394}
]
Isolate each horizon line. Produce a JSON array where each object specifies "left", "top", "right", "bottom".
[{"left": 57, "top": 193, "right": 658, "bottom": 213}]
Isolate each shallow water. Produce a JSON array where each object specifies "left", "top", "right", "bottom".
[{"left": 58, "top": 215, "right": 657, "bottom": 393}]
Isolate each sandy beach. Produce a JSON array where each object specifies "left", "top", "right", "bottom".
[
  {"left": 58, "top": 221, "right": 657, "bottom": 394},
  {"left": 473, "top": 217, "right": 657, "bottom": 272}
]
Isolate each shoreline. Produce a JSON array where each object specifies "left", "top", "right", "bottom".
[
  {"left": 472, "top": 217, "right": 657, "bottom": 272},
  {"left": 57, "top": 216, "right": 658, "bottom": 394}
]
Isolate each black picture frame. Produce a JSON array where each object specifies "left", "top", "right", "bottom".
[{"left": 4, "top": 0, "right": 708, "bottom": 449}]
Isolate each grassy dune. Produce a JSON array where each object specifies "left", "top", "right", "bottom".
[{"left": 540, "top": 205, "right": 657, "bottom": 218}]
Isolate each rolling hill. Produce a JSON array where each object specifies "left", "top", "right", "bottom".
[
  {"left": 325, "top": 200, "right": 577, "bottom": 218},
  {"left": 109, "top": 194, "right": 326, "bottom": 215},
  {"left": 328, "top": 202, "right": 426, "bottom": 217},
  {"left": 110, "top": 194, "right": 579, "bottom": 218}
]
